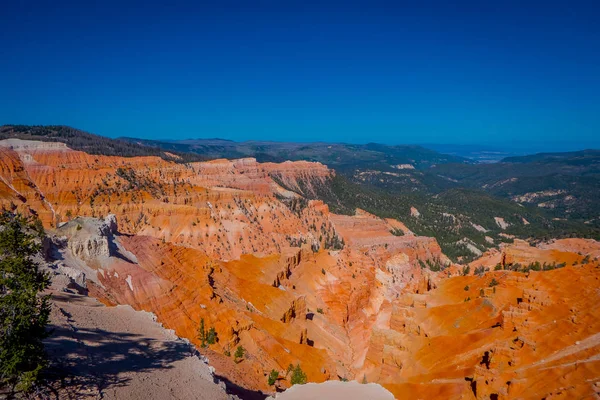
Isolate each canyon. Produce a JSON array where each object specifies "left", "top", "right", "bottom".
[{"left": 1, "top": 138, "right": 599, "bottom": 399}]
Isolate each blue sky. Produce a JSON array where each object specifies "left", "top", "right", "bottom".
[{"left": 2, "top": 0, "right": 599, "bottom": 149}]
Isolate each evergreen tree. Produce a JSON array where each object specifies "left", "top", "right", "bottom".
[
  {"left": 0, "top": 212, "right": 51, "bottom": 393},
  {"left": 290, "top": 364, "right": 307, "bottom": 385},
  {"left": 206, "top": 327, "right": 217, "bottom": 345},
  {"left": 197, "top": 318, "right": 207, "bottom": 348},
  {"left": 234, "top": 345, "right": 245, "bottom": 361}
]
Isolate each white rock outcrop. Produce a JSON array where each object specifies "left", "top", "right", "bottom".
[
  {"left": 268, "top": 381, "right": 395, "bottom": 400},
  {"left": 58, "top": 216, "right": 118, "bottom": 261}
]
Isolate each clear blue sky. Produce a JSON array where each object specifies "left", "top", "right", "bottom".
[{"left": 2, "top": 0, "right": 599, "bottom": 149}]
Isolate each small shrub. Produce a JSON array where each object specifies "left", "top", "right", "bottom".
[
  {"left": 321, "top": 268, "right": 326, "bottom": 275},
  {"left": 290, "top": 364, "right": 307, "bottom": 385},
  {"left": 316, "top": 308, "right": 324, "bottom": 314},
  {"left": 390, "top": 228, "right": 404, "bottom": 236},
  {"left": 582, "top": 255, "right": 591, "bottom": 264},
  {"left": 234, "top": 345, "right": 245, "bottom": 360},
  {"left": 268, "top": 369, "right": 279, "bottom": 386},
  {"left": 464, "top": 285, "right": 470, "bottom": 291},
  {"left": 529, "top": 261, "right": 541, "bottom": 271},
  {"left": 206, "top": 327, "right": 217, "bottom": 345},
  {"left": 489, "top": 278, "right": 499, "bottom": 287}
]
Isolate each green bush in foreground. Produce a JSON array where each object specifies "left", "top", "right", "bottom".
[{"left": 0, "top": 212, "right": 51, "bottom": 394}]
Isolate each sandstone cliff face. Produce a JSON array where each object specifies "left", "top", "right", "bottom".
[
  {"left": 0, "top": 145, "right": 55, "bottom": 221},
  {"left": 2, "top": 138, "right": 600, "bottom": 399},
  {"left": 0, "top": 140, "right": 336, "bottom": 261},
  {"left": 469, "top": 238, "right": 592, "bottom": 271}
]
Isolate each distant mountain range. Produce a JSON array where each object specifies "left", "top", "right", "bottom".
[
  {"left": 422, "top": 143, "right": 600, "bottom": 163},
  {"left": 119, "top": 136, "right": 474, "bottom": 170},
  {"left": 421, "top": 144, "right": 529, "bottom": 163}
]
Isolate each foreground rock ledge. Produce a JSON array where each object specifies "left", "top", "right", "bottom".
[
  {"left": 45, "top": 286, "right": 230, "bottom": 400},
  {"left": 268, "top": 381, "right": 395, "bottom": 400}
]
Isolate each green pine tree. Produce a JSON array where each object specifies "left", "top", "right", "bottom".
[
  {"left": 290, "top": 364, "right": 307, "bottom": 385},
  {"left": 206, "top": 327, "right": 217, "bottom": 345},
  {"left": 198, "top": 318, "right": 207, "bottom": 348},
  {"left": 0, "top": 212, "right": 51, "bottom": 393}
]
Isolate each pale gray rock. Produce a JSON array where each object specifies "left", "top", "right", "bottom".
[{"left": 267, "top": 381, "right": 395, "bottom": 400}]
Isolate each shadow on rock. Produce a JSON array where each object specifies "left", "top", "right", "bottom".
[
  {"left": 214, "top": 374, "right": 267, "bottom": 400},
  {"left": 42, "top": 325, "right": 192, "bottom": 398}
]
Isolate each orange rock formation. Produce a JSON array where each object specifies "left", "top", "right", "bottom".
[{"left": 1, "top": 139, "right": 599, "bottom": 399}]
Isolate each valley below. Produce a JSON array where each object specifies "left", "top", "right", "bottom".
[{"left": 1, "top": 133, "right": 599, "bottom": 399}]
